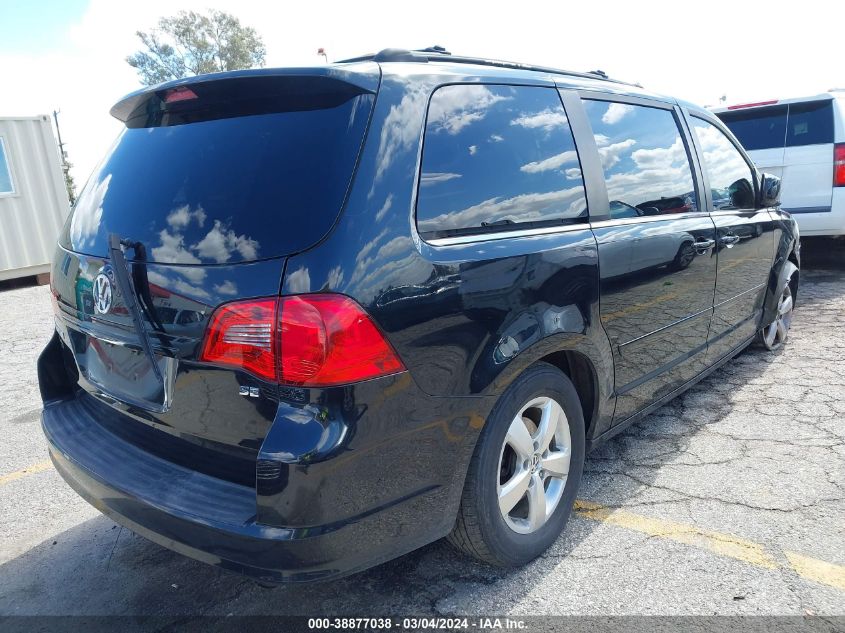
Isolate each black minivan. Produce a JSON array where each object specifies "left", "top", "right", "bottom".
[{"left": 39, "top": 48, "right": 800, "bottom": 583}]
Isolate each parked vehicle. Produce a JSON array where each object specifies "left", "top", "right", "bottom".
[
  {"left": 713, "top": 92, "right": 845, "bottom": 236},
  {"left": 39, "top": 47, "right": 800, "bottom": 584}
]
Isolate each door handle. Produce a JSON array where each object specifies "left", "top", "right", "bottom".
[
  {"left": 720, "top": 234, "right": 741, "bottom": 248},
  {"left": 694, "top": 238, "right": 715, "bottom": 253}
]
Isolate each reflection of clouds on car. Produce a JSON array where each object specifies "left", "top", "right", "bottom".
[
  {"left": 417, "top": 85, "right": 588, "bottom": 235},
  {"left": 585, "top": 101, "right": 697, "bottom": 213},
  {"left": 511, "top": 108, "right": 569, "bottom": 131},
  {"left": 601, "top": 102, "right": 634, "bottom": 125},
  {"left": 520, "top": 150, "right": 579, "bottom": 174},
  {"left": 419, "top": 187, "right": 587, "bottom": 232},
  {"left": 689, "top": 119, "right": 755, "bottom": 210},
  {"left": 427, "top": 84, "right": 511, "bottom": 135},
  {"left": 69, "top": 173, "right": 111, "bottom": 250},
  {"left": 420, "top": 172, "right": 462, "bottom": 186},
  {"left": 150, "top": 206, "right": 260, "bottom": 284}
]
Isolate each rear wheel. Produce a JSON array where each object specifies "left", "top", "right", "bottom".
[
  {"left": 756, "top": 277, "right": 795, "bottom": 351},
  {"left": 448, "top": 363, "right": 585, "bottom": 566}
]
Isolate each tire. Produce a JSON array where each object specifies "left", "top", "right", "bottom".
[
  {"left": 755, "top": 270, "right": 796, "bottom": 351},
  {"left": 669, "top": 241, "right": 696, "bottom": 271},
  {"left": 448, "top": 362, "right": 586, "bottom": 567}
]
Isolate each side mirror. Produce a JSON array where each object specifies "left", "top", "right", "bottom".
[{"left": 759, "top": 173, "right": 781, "bottom": 208}]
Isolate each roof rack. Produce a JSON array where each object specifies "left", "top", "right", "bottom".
[{"left": 337, "top": 46, "right": 636, "bottom": 87}]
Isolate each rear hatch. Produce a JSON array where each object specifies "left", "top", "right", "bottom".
[{"left": 49, "top": 66, "right": 378, "bottom": 483}]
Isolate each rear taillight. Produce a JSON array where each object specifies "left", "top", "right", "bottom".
[
  {"left": 835, "top": 144, "right": 845, "bottom": 187},
  {"left": 199, "top": 295, "right": 405, "bottom": 387},
  {"left": 200, "top": 298, "right": 278, "bottom": 381}
]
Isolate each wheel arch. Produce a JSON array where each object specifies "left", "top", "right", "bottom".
[{"left": 483, "top": 331, "right": 614, "bottom": 442}]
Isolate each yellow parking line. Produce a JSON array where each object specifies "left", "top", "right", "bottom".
[
  {"left": 574, "top": 499, "right": 779, "bottom": 569},
  {"left": 785, "top": 551, "right": 845, "bottom": 592},
  {"left": 0, "top": 460, "right": 53, "bottom": 486}
]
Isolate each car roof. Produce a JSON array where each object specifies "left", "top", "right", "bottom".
[
  {"left": 338, "top": 47, "right": 680, "bottom": 105},
  {"left": 711, "top": 92, "right": 841, "bottom": 113}
]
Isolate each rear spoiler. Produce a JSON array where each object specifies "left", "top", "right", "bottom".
[{"left": 110, "top": 64, "right": 381, "bottom": 128}]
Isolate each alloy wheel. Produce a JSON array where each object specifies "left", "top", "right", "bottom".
[
  {"left": 496, "top": 396, "right": 571, "bottom": 534},
  {"left": 762, "top": 283, "right": 794, "bottom": 350}
]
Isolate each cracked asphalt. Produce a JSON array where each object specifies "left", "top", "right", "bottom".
[{"left": 0, "top": 240, "right": 843, "bottom": 618}]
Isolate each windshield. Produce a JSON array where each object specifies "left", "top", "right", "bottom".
[{"left": 61, "top": 89, "right": 374, "bottom": 264}]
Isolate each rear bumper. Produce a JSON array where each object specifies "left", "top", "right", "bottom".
[{"left": 42, "top": 387, "right": 485, "bottom": 583}]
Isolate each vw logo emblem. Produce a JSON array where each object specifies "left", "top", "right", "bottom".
[{"left": 93, "top": 272, "right": 113, "bottom": 315}]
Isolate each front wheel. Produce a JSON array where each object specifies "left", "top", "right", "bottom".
[
  {"left": 756, "top": 275, "right": 795, "bottom": 351},
  {"left": 448, "top": 363, "right": 585, "bottom": 567}
]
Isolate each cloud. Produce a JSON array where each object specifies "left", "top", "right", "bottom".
[
  {"left": 691, "top": 122, "right": 753, "bottom": 190},
  {"left": 372, "top": 81, "right": 432, "bottom": 187},
  {"left": 469, "top": 144, "right": 478, "bottom": 156},
  {"left": 146, "top": 270, "right": 210, "bottom": 301},
  {"left": 520, "top": 150, "right": 579, "bottom": 174},
  {"left": 69, "top": 173, "right": 111, "bottom": 249},
  {"left": 427, "top": 85, "right": 509, "bottom": 135},
  {"left": 420, "top": 172, "right": 462, "bottom": 186},
  {"left": 166, "top": 205, "right": 206, "bottom": 229},
  {"left": 418, "top": 187, "right": 587, "bottom": 233},
  {"left": 192, "top": 220, "right": 260, "bottom": 263},
  {"left": 599, "top": 136, "right": 697, "bottom": 208},
  {"left": 285, "top": 266, "right": 311, "bottom": 294},
  {"left": 151, "top": 228, "right": 202, "bottom": 265},
  {"left": 375, "top": 194, "right": 394, "bottom": 222},
  {"left": 511, "top": 108, "right": 569, "bottom": 131},
  {"left": 213, "top": 280, "right": 238, "bottom": 296},
  {"left": 490, "top": 134, "right": 504, "bottom": 143},
  {"left": 602, "top": 103, "right": 634, "bottom": 125},
  {"left": 598, "top": 139, "right": 637, "bottom": 170}
]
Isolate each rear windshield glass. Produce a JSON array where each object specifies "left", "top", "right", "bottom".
[
  {"left": 785, "top": 100, "right": 833, "bottom": 147},
  {"left": 717, "top": 105, "right": 788, "bottom": 151},
  {"left": 61, "top": 84, "right": 374, "bottom": 264}
]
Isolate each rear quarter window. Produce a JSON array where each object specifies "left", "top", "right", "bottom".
[
  {"left": 717, "top": 105, "right": 788, "bottom": 151},
  {"left": 416, "top": 84, "right": 587, "bottom": 239},
  {"left": 786, "top": 100, "right": 834, "bottom": 147}
]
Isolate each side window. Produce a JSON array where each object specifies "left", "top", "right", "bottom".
[
  {"left": 582, "top": 100, "right": 698, "bottom": 218},
  {"left": 786, "top": 100, "right": 834, "bottom": 147},
  {"left": 689, "top": 117, "right": 756, "bottom": 210},
  {"left": 416, "top": 85, "right": 587, "bottom": 238},
  {"left": 0, "top": 138, "right": 14, "bottom": 195},
  {"left": 717, "top": 106, "right": 788, "bottom": 151}
]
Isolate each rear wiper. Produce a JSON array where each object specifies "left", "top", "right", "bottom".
[{"left": 108, "top": 234, "right": 164, "bottom": 385}]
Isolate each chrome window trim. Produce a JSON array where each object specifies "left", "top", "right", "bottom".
[
  {"left": 426, "top": 222, "right": 589, "bottom": 246},
  {"left": 708, "top": 209, "right": 762, "bottom": 217},
  {"left": 589, "top": 212, "right": 706, "bottom": 229}
]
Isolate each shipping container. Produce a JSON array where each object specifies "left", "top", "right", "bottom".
[{"left": 0, "top": 115, "right": 70, "bottom": 282}]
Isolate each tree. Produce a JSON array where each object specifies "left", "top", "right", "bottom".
[
  {"left": 126, "top": 10, "right": 266, "bottom": 86},
  {"left": 63, "top": 160, "right": 77, "bottom": 206}
]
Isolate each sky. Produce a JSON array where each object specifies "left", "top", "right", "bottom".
[{"left": 0, "top": 0, "right": 838, "bottom": 188}]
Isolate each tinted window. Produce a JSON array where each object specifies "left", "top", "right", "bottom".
[
  {"left": 0, "top": 138, "right": 13, "bottom": 194},
  {"left": 416, "top": 85, "right": 587, "bottom": 238},
  {"left": 60, "top": 88, "right": 374, "bottom": 263},
  {"left": 786, "top": 100, "right": 834, "bottom": 147},
  {"left": 583, "top": 100, "right": 697, "bottom": 217},
  {"left": 690, "top": 117, "right": 756, "bottom": 210},
  {"left": 717, "top": 106, "right": 788, "bottom": 151}
]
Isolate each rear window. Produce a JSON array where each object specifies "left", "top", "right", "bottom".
[
  {"left": 61, "top": 78, "right": 374, "bottom": 264},
  {"left": 785, "top": 100, "right": 834, "bottom": 147},
  {"left": 717, "top": 105, "right": 788, "bottom": 151}
]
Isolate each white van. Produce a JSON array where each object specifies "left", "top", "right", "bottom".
[{"left": 713, "top": 91, "right": 845, "bottom": 236}]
